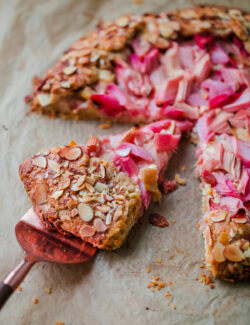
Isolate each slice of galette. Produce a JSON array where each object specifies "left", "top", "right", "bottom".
[
  {"left": 19, "top": 119, "right": 191, "bottom": 250},
  {"left": 26, "top": 5, "right": 250, "bottom": 123},
  {"left": 196, "top": 109, "right": 250, "bottom": 280}
]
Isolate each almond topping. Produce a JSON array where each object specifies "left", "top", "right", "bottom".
[
  {"left": 71, "top": 175, "right": 86, "bottom": 191},
  {"left": 59, "top": 146, "right": 82, "bottom": 161},
  {"left": 78, "top": 203, "right": 94, "bottom": 222},
  {"left": 94, "top": 218, "right": 107, "bottom": 233},
  {"left": 212, "top": 243, "right": 225, "bottom": 263},
  {"left": 32, "top": 184, "right": 47, "bottom": 205},
  {"left": 37, "top": 93, "right": 51, "bottom": 107},
  {"left": 52, "top": 190, "right": 64, "bottom": 200},
  {"left": 232, "top": 217, "right": 247, "bottom": 224},
  {"left": 60, "top": 177, "right": 71, "bottom": 190},
  {"left": 61, "top": 81, "right": 71, "bottom": 88},
  {"left": 224, "top": 244, "right": 245, "bottom": 262},
  {"left": 47, "top": 159, "right": 61, "bottom": 173},
  {"left": 211, "top": 211, "right": 227, "bottom": 223},
  {"left": 33, "top": 156, "right": 47, "bottom": 168},
  {"left": 95, "top": 182, "right": 107, "bottom": 192},
  {"left": 95, "top": 211, "right": 106, "bottom": 220},
  {"left": 63, "top": 66, "right": 77, "bottom": 75},
  {"left": 116, "top": 16, "right": 129, "bottom": 27},
  {"left": 106, "top": 213, "right": 112, "bottom": 225},
  {"left": 114, "top": 210, "right": 123, "bottom": 221},
  {"left": 79, "top": 225, "right": 96, "bottom": 237},
  {"left": 204, "top": 226, "right": 212, "bottom": 247}
]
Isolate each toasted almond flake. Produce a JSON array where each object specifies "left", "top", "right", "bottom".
[
  {"left": 95, "top": 182, "right": 107, "bottom": 192},
  {"left": 85, "top": 183, "right": 95, "bottom": 192},
  {"left": 52, "top": 190, "right": 64, "bottom": 200},
  {"left": 204, "top": 226, "right": 212, "bottom": 247},
  {"left": 212, "top": 243, "right": 226, "bottom": 263},
  {"left": 60, "top": 177, "right": 71, "bottom": 190},
  {"left": 97, "top": 205, "right": 110, "bottom": 213},
  {"left": 59, "top": 210, "right": 71, "bottom": 221},
  {"left": 78, "top": 203, "right": 94, "bottom": 222},
  {"left": 32, "top": 184, "right": 47, "bottom": 205},
  {"left": 79, "top": 225, "right": 96, "bottom": 237},
  {"left": 59, "top": 146, "right": 82, "bottom": 161},
  {"left": 232, "top": 217, "right": 247, "bottom": 224},
  {"left": 100, "top": 165, "right": 106, "bottom": 178},
  {"left": 106, "top": 213, "right": 112, "bottom": 225},
  {"left": 63, "top": 66, "right": 77, "bottom": 75},
  {"left": 94, "top": 218, "right": 107, "bottom": 233},
  {"left": 95, "top": 210, "right": 106, "bottom": 220},
  {"left": 71, "top": 175, "right": 86, "bottom": 191},
  {"left": 60, "top": 81, "right": 71, "bottom": 88},
  {"left": 67, "top": 199, "right": 78, "bottom": 209},
  {"left": 116, "top": 16, "right": 129, "bottom": 27},
  {"left": 242, "top": 241, "right": 249, "bottom": 251},
  {"left": 47, "top": 159, "right": 61, "bottom": 173},
  {"left": 37, "top": 93, "right": 51, "bottom": 107},
  {"left": 211, "top": 211, "right": 227, "bottom": 223},
  {"left": 224, "top": 244, "right": 245, "bottom": 262},
  {"left": 33, "top": 156, "right": 47, "bottom": 168}
]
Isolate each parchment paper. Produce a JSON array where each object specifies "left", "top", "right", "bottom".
[{"left": 0, "top": 1, "right": 249, "bottom": 324}]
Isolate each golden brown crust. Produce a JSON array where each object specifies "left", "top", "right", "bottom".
[
  {"left": 27, "top": 5, "right": 250, "bottom": 120},
  {"left": 19, "top": 144, "right": 142, "bottom": 250}
]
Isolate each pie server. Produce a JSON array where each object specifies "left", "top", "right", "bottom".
[{"left": 0, "top": 208, "right": 97, "bottom": 310}]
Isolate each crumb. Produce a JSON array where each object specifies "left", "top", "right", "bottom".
[
  {"left": 133, "top": 0, "right": 143, "bottom": 3},
  {"left": 45, "top": 287, "right": 52, "bottom": 294},
  {"left": 175, "top": 173, "right": 186, "bottom": 185},
  {"left": 55, "top": 322, "right": 65, "bottom": 325},
  {"left": 33, "top": 298, "right": 39, "bottom": 304},
  {"left": 165, "top": 248, "right": 169, "bottom": 252},
  {"left": 2, "top": 124, "right": 8, "bottom": 131},
  {"left": 171, "top": 220, "right": 176, "bottom": 225},
  {"left": 195, "top": 277, "right": 199, "bottom": 281},
  {"left": 146, "top": 268, "right": 151, "bottom": 273},
  {"left": 176, "top": 267, "right": 180, "bottom": 271},
  {"left": 171, "top": 304, "right": 176, "bottom": 310},
  {"left": 168, "top": 281, "right": 173, "bottom": 286},
  {"left": 150, "top": 288, "right": 155, "bottom": 292},
  {"left": 200, "top": 265, "right": 205, "bottom": 269},
  {"left": 178, "top": 165, "right": 186, "bottom": 171},
  {"left": 209, "top": 283, "right": 215, "bottom": 289},
  {"left": 17, "top": 286, "right": 22, "bottom": 291},
  {"left": 165, "top": 301, "right": 170, "bottom": 306},
  {"left": 157, "top": 258, "right": 162, "bottom": 263},
  {"left": 200, "top": 273, "right": 214, "bottom": 286},
  {"left": 69, "top": 139, "right": 77, "bottom": 146},
  {"left": 147, "top": 276, "right": 166, "bottom": 291}
]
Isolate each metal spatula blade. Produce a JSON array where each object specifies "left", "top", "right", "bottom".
[{"left": 0, "top": 208, "right": 97, "bottom": 310}]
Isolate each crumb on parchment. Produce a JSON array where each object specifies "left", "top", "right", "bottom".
[
  {"left": 175, "top": 173, "right": 186, "bottom": 185},
  {"left": 33, "top": 298, "right": 39, "bottom": 304}
]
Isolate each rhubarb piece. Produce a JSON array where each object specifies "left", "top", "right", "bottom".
[{"left": 20, "top": 120, "right": 185, "bottom": 250}]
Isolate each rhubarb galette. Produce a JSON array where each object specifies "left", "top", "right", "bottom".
[
  {"left": 22, "top": 5, "right": 250, "bottom": 280},
  {"left": 19, "top": 120, "right": 190, "bottom": 249}
]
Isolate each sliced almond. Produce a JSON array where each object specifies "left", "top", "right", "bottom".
[
  {"left": 204, "top": 226, "right": 212, "bottom": 247},
  {"left": 100, "top": 165, "right": 106, "bottom": 178},
  {"left": 224, "top": 244, "right": 245, "bottom": 262},
  {"left": 94, "top": 218, "right": 107, "bottom": 233},
  {"left": 79, "top": 225, "right": 96, "bottom": 237},
  {"left": 95, "top": 211, "right": 106, "bottom": 220},
  {"left": 97, "top": 205, "right": 110, "bottom": 213},
  {"left": 52, "top": 190, "right": 64, "bottom": 200},
  {"left": 232, "top": 217, "right": 247, "bottom": 224},
  {"left": 78, "top": 203, "right": 94, "bottom": 222},
  {"left": 95, "top": 182, "right": 107, "bottom": 192},
  {"left": 33, "top": 156, "right": 47, "bottom": 169},
  {"left": 37, "top": 93, "right": 51, "bottom": 107},
  {"left": 47, "top": 159, "right": 61, "bottom": 173},
  {"left": 59, "top": 146, "right": 82, "bottom": 161},
  {"left": 211, "top": 211, "right": 227, "bottom": 223},
  {"left": 61, "top": 81, "right": 71, "bottom": 88},
  {"left": 71, "top": 175, "right": 86, "bottom": 191},
  {"left": 60, "top": 177, "right": 71, "bottom": 190},
  {"left": 106, "top": 213, "right": 112, "bottom": 225},
  {"left": 59, "top": 210, "right": 71, "bottom": 221},
  {"left": 63, "top": 66, "right": 77, "bottom": 75},
  {"left": 114, "top": 210, "right": 123, "bottom": 221},
  {"left": 212, "top": 243, "right": 226, "bottom": 263},
  {"left": 32, "top": 184, "right": 47, "bottom": 205},
  {"left": 116, "top": 16, "right": 129, "bottom": 27},
  {"left": 67, "top": 199, "right": 78, "bottom": 209}
]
